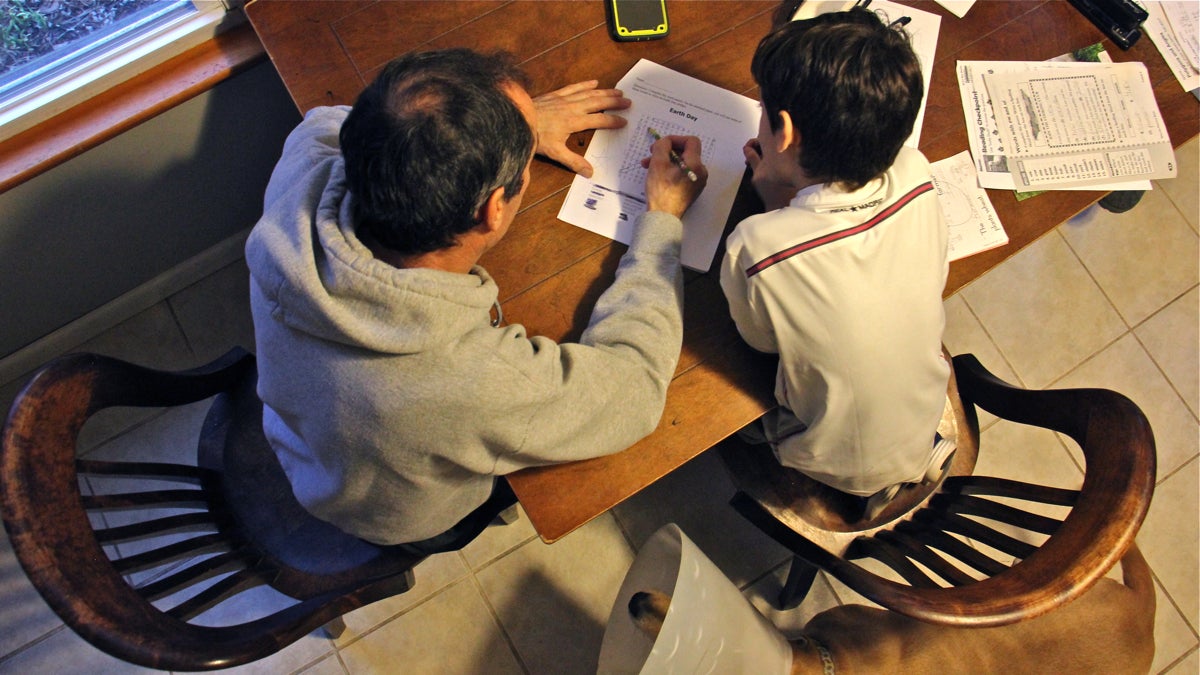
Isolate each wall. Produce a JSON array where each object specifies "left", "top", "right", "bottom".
[{"left": 0, "top": 60, "right": 301, "bottom": 362}]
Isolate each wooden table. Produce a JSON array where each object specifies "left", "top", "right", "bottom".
[{"left": 245, "top": 0, "right": 1199, "bottom": 542}]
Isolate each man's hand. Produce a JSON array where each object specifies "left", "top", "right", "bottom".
[
  {"left": 533, "top": 80, "right": 631, "bottom": 177},
  {"left": 644, "top": 135, "right": 707, "bottom": 219},
  {"left": 744, "top": 138, "right": 802, "bottom": 211}
]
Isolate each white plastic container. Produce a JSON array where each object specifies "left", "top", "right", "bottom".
[{"left": 597, "top": 523, "right": 793, "bottom": 674}]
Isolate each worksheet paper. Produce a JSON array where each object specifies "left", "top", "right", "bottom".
[
  {"left": 980, "top": 61, "right": 1177, "bottom": 191},
  {"left": 957, "top": 58, "right": 1155, "bottom": 191},
  {"left": 557, "top": 59, "right": 759, "bottom": 271},
  {"left": 1144, "top": 1, "right": 1200, "bottom": 92},
  {"left": 930, "top": 151, "right": 1008, "bottom": 261}
]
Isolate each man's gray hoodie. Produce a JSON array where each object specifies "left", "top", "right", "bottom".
[{"left": 246, "top": 106, "right": 685, "bottom": 544}]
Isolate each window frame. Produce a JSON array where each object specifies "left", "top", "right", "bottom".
[
  {"left": 0, "top": 1, "right": 239, "bottom": 143},
  {"left": 0, "top": 1, "right": 263, "bottom": 194}
]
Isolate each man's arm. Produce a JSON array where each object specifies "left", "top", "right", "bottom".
[{"left": 493, "top": 136, "right": 709, "bottom": 468}]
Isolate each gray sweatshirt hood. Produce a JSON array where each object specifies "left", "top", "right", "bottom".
[{"left": 246, "top": 156, "right": 498, "bottom": 355}]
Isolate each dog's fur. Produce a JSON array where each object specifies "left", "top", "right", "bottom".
[{"left": 628, "top": 545, "right": 1155, "bottom": 674}]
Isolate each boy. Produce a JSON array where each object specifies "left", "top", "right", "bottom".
[{"left": 720, "top": 8, "right": 951, "bottom": 515}]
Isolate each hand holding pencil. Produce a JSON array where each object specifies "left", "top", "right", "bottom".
[
  {"left": 647, "top": 127, "right": 698, "bottom": 182},
  {"left": 642, "top": 131, "right": 707, "bottom": 218}
]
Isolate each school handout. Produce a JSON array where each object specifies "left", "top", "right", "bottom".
[{"left": 557, "top": 59, "right": 759, "bottom": 271}]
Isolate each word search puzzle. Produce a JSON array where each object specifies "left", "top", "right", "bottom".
[
  {"left": 558, "top": 59, "right": 759, "bottom": 272},
  {"left": 618, "top": 116, "right": 717, "bottom": 178}
]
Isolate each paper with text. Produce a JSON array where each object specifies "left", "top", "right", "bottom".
[
  {"left": 980, "top": 61, "right": 1176, "bottom": 190},
  {"left": 958, "top": 57, "right": 1154, "bottom": 191},
  {"left": 1144, "top": 1, "right": 1200, "bottom": 92},
  {"left": 557, "top": 59, "right": 759, "bottom": 271},
  {"left": 931, "top": 151, "right": 1007, "bottom": 261}
]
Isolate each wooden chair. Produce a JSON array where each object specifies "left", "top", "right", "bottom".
[
  {"left": 720, "top": 353, "right": 1156, "bottom": 628},
  {"left": 0, "top": 349, "right": 425, "bottom": 671}
]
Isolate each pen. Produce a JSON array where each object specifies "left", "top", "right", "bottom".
[
  {"left": 888, "top": 16, "right": 911, "bottom": 28},
  {"left": 646, "top": 127, "right": 698, "bottom": 182}
]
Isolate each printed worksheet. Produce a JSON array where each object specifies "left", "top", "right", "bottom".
[
  {"left": 982, "top": 61, "right": 1177, "bottom": 190},
  {"left": 930, "top": 151, "right": 1007, "bottom": 261},
  {"left": 958, "top": 55, "right": 1152, "bottom": 191},
  {"left": 557, "top": 59, "right": 760, "bottom": 271}
]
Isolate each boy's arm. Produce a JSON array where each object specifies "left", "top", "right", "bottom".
[{"left": 719, "top": 235, "right": 779, "bottom": 354}]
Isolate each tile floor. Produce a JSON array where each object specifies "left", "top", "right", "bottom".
[{"left": 0, "top": 137, "right": 1196, "bottom": 674}]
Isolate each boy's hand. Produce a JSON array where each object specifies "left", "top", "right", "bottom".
[
  {"left": 644, "top": 135, "right": 707, "bottom": 218},
  {"left": 534, "top": 80, "right": 631, "bottom": 178},
  {"left": 744, "top": 138, "right": 801, "bottom": 211}
]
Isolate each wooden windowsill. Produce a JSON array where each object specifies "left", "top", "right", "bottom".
[{"left": 0, "top": 21, "right": 266, "bottom": 195}]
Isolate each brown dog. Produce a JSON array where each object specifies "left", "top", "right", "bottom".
[{"left": 629, "top": 545, "right": 1155, "bottom": 674}]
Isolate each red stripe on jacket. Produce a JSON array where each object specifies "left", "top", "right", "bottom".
[{"left": 745, "top": 181, "right": 935, "bottom": 278}]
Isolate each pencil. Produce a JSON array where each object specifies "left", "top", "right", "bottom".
[{"left": 646, "top": 127, "right": 698, "bottom": 182}]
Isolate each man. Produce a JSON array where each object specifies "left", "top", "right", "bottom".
[
  {"left": 720, "top": 9, "right": 951, "bottom": 517},
  {"left": 246, "top": 48, "right": 706, "bottom": 549}
]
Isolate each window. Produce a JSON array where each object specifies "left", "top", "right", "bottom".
[{"left": 0, "top": 0, "right": 237, "bottom": 142}]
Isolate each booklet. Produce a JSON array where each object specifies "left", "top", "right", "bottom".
[
  {"left": 958, "top": 59, "right": 1175, "bottom": 191},
  {"left": 557, "top": 59, "right": 760, "bottom": 272}
]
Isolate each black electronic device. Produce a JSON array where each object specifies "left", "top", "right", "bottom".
[
  {"left": 605, "top": 0, "right": 669, "bottom": 42},
  {"left": 1067, "top": 0, "right": 1148, "bottom": 50}
]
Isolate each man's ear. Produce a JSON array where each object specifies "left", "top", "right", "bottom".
[
  {"left": 776, "top": 110, "right": 799, "bottom": 153},
  {"left": 477, "top": 186, "right": 507, "bottom": 234}
]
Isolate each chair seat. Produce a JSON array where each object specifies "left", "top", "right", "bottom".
[
  {"left": 200, "top": 365, "right": 419, "bottom": 598},
  {"left": 721, "top": 353, "right": 1155, "bottom": 628},
  {"left": 1, "top": 349, "right": 425, "bottom": 670}
]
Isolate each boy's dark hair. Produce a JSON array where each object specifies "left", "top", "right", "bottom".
[
  {"left": 339, "top": 48, "right": 535, "bottom": 255},
  {"left": 751, "top": 8, "right": 923, "bottom": 191}
]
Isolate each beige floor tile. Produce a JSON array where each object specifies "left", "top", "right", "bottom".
[
  {"left": 168, "top": 259, "right": 256, "bottom": 363},
  {"left": 610, "top": 449, "right": 792, "bottom": 587},
  {"left": 335, "top": 552, "right": 471, "bottom": 645},
  {"left": 974, "top": 419, "right": 1084, "bottom": 489},
  {"left": 1137, "top": 457, "right": 1199, "bottom": 634},
  {"left": 943, "top": 295, "right": 1023, "bottom": 386},
  {"left": 745, "top": 567, "right": 843, "bottom": 639},
  {"left": 458, "top": 505, "right": 538, "bottom": 570},
  {"left": 943, "top": 294, "right": 1023, "bottom": 431},
  {"left": 1150, "top": 574, "right": 1200, "bottom": 675},
  {"left": 961, "top": 232, "right": 1126, "bottom": 388},
  {"left": 0, "top": 625, "right": 155, "bottom": 674},
  {"left": 1053, "top": 334, "right": 1199, "bottom": 479},
  {"left": 297, "top": 653, "right": 349, "bottom": 675},
  {"left": 206, "top": 630, "right": 337, "bottom": 675},
  {"left": 1159, "top": 137, "right": 1199, "bottom": 234},
  {"left": 0, "top": 534, "right": 64, "bottom": 659},
  {"left": 1137, "top": 286, "right": 1200, "bottom": 418},
  {"left": 1165, "top": 647, "right": 1198, "bottom": 675},
  {"left": 476, "top": 514, "right": 634, "bottom": 675},
  {"left": 1060, "top": 190, "right": 1198, "bottom": 326},
  {"left": 338, "top": 578, "right": 523, "bottom": 675},
  {"left": 76, "top": 301, "right": 197, "bottom": 370}
]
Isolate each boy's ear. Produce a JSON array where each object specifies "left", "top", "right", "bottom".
[{"left": 776, "top": 110, "right": 799, "bottom": 152}]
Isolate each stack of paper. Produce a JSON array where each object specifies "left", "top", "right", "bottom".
[
  {"left": 1144, "top": 1, "right": 1200, "bottom": 92},
  {"left": 956, "top": 58, "right": 1177, "bottom": 192}
]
